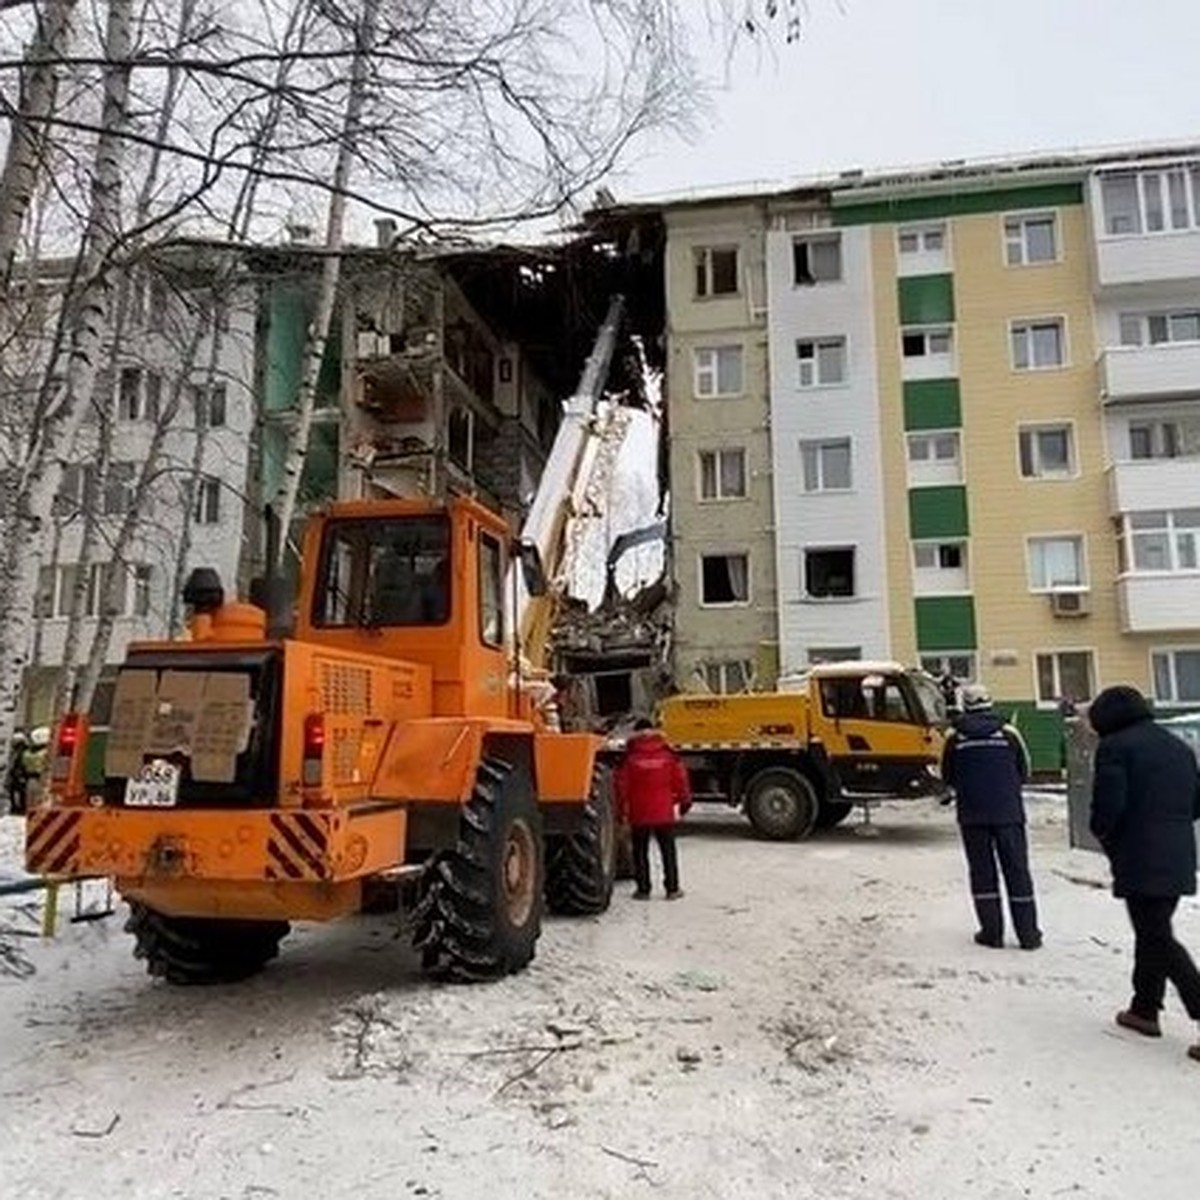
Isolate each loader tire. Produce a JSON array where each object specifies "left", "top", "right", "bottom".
[
  {"left": 413, "top": 757, "right": 543, "bottom": 982},
  {"left": 545, "top": 766, "right": 616, "bottom": 916},
  {"left": 816, "top": 801, "right": 854, "bottom": 829},
  {"left": 126, "top": 903, "right": 289, "bottom": 986},
  {"left": 744, "top": 767, "right": 819, "bottom": 841}
]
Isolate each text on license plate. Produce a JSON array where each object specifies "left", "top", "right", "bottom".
[{"left": 125, "top": 761, "right": 181, "bottom": 808}]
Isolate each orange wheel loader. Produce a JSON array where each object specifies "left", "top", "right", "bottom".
[{"left": 25, "top": 495, "right": 616, "bottom": 984}]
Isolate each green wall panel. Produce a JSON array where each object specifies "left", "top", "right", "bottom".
[
  {"left": 898, "top": 273, "right": 955, "bottom": 325},
  {"left": 915, "top": 596, "right": 977, "bottom": 652},
  {"left": 903, "top": 379, "right": 961, "bottom": 430},
  {"left": 833, "top": 182, "right": 1085, "bottom": 226},
  {"left": 909, "top": 485, "right": 969, "bottom": 538}
]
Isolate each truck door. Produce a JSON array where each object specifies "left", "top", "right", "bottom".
[{"left": 815, "top": 672, "right": 940, "bottom": 797}]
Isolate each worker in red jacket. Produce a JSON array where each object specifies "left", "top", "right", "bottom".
[{"left": 614, "top": 719, "right": 692, "bottom": 900}]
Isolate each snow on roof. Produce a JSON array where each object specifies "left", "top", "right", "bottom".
[{"left": 806, "top": 660, "right": 908, "bottom": 678}]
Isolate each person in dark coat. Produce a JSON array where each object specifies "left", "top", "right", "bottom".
[
  {"left": 1089, "top": 685, "right": 1200, "bottom": 1062},
  {"left": 5, "top": 732, "right": 29, "bottom": 816},
  {"left": 941, "top": 684, "right": 1042, "bottom": 950},
  {"left": 614, "top": 719, "right": 691, "bottom": 900}
]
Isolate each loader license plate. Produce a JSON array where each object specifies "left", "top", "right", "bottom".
[{"left": 125, "top": 761, "right": 180, "bottom": 808}]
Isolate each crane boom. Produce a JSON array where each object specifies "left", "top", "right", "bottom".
[{"left": 508, "top": 295, "right": 626, "bottom": 664}]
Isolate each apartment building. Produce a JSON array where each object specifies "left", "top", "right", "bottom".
[
  {"left": 663, "top": 195, "right": 825, "bottom": 693},
  {"left": 653, "top": 143, "right": 1200, "bottom": 769},
  {"left": 5, "top": 253, "right": 258, "bottom": 725}
]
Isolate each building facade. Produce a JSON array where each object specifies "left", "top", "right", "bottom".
[{"left": 659, "top": 144, "right": 1200, "bottom": 769}]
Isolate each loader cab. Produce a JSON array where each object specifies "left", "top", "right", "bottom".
[{"left": 294, "top": 495, "right": 515, "bottom": 718}]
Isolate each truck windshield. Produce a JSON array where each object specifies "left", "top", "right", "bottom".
[
  {"left": 314, "top": 516, "right": 451, "bottom": 628},
  {"left": 907, "top": 671, "right": 947, "bottom": 726}
]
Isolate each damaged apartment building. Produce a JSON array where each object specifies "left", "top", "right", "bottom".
[{"left": 252, "top": 221, "right": 673, "bottom": 727}]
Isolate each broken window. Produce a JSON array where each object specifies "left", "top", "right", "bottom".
[
  {"left": 793, "top": 235, "right": 842, "bottom": 285},
  {"left": 694, "top": 246, "right": 740, "bottom": 298},
  {"left": 703, "top": 660, "right": 753, "bottom": 694},
  {"left": 700, "top": 553, "right": 749, "bottom": 606},
  {"left": 804, "top": 547, "right": 855, "bottom": 599}
]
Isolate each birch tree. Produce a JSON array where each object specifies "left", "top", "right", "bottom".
[{"left": 0, "top": 0, "right": 132, "bottom": 756}]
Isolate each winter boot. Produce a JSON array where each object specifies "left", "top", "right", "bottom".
[{"left": 1115, "top": 1009, "right": 1162, "bottom": 1038}]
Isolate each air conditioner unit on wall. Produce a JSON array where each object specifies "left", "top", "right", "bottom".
[{"left": 1050, "top": 590, "right": 1090, "bottom": 618}]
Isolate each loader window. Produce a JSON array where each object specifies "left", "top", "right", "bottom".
[
  {"left": 479, "top": 532, "right": 504, "bottom": 647},
  {"left": 315, "top": 516, "right": 451, "bottom": 628}
]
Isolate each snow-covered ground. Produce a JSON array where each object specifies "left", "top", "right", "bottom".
[{"left": 3, "top": 799, "right": 1199, "bottom": 1200}]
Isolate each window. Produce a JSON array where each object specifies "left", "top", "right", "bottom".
[
  {"left": 804, "top": 547, "right": 855, "bottom": 599},
  {"left": 193, "top": 382, "right": 228, "bottom": 428},
  {"left": 316, "top": 516, "right": 452, "bottom": 627},
  {"left": 694, "top": 246, "right": 739, "bottom": 297},
  {"left": 703, "top": 660, "right": 753, "bottom": 694},
  {"left": 1036, "top": 651, "right": 1095, "bottom": 705},
  {"left": 103, "top": 462, "right": 136, "bottom": 516},
  {"left": 1011, "top": 319, "right": 1066, "bottom": 370},
  {"left": 1152, "top": 649, "right": 1200, "bottom": 704},
  {"left": 1118, "top": 311, "right": 1200, "bottom": 347},
  {"left": 118, "top": 368, "right": 143, "bottom": 420},
  {"left": 897, "top": 224, "right": 945, "bottom": 255},
  {"left": 117, "top": 368, "right": 162, "bottom": 421},
  {"left": 1019, "top": 424, "right": 1075, "bottom": 478},
  {"left": 1004, "top": 213, "right": 1058, "bottom": 265},
  {"left": 131, "top": 564, "right": 152, "bottom": 618},
  {"left": 800, "top": 438, "right": 852, "bottom": 492},
  {"left": 698, "top": 448, "right": 747, "bottom": 500},
  {"left": 1121, "top": 510, "right": 1200, "bottom": 573},
  {"left": 1100, "top": 168, "right": 1200, "bottom": 237},
  {"left": 33, "top": 562, "right": 146, "bottom": 619},
  {"left": 694, "top": 345, "right": 744, "bottom": 398},
  {"left": 55, "top": 463, "right": 97, "bottom": 516},
  {"left": 796, "top": 337, "right": 846, "bottom": 388},
  {"left": 913, "top": 540, "right": 969, "bottom": 593},
  {"left": 699, "top": 553, "right": 749, "bottom": 606},
  {"left": 906, "top": 430, "right": 962, "bottom": 485},
  {"left": 1027, "top": 535, "right": 1086, "bottom": 591},
  {"left": 901, "top": 327, "right": 954, "bottom": 373},
  {"left": 1129, "top": 420, "right": 1181, "bottom": 461},
  {"left": 913, "top": 541, "right": 965, "bottom": 570},
  {"left": 193, "top": 476, "right": 221, "bottom": 525},
  {"left": 920, "top": 652, "right": 977, "bottom": 682},
  {"left": 479, "top": 533, "right": 504, "bottom": 647},
  {"left": 793, "top": 234, "right": 842, "bottom": 285}
]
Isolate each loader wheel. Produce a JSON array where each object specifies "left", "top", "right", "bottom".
[
  {"left": 545, "top": 766, "right": 616, "bottom": 915},
  {"left": 816, "top": 801, "right": 854, "bottom": 829},
  {"left": 744, "top": 768, "right": 819, "bottom": 841},
  {"left": 125, "top": 903, "right": 289, "bottom": 986},
  {"left": 413, "top": 757, "right": 544, "bottom": 982}
]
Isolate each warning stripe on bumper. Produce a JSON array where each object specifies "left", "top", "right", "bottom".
[
  {"left": 265, "top": 813, "right": 330, "bottom": 881},
  {"left": 26, "top": 809, "right": 83, "bottom": 876}
]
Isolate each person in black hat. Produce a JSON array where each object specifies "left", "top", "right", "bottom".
[
  {"left": 941, "top": 684, "right": 1042, "bottom": 950},
  {"left": 1089, "top": 685, "right": 1200, "bottom": 1064}
]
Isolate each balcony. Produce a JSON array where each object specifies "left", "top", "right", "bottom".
[
  {"left": 1107, "top": 457, "right": 1200, "bottom": 515},
  {"left": 1117, "top": 573, "right": 1200, "bottom": 634},
  {"left": 1099, "top": 343, "right": 1200, "bottom": 403},
  {"left": 1094, "top": 230, "right": 1200, "bottom": 289}
]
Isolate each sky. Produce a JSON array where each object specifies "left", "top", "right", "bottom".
[{"left": 608, "top": 0, "right": 1200, "bottom": 202}]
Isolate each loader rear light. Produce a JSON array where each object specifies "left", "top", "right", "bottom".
[
  {"left": 51, "top": 713, "right": 85, "bottom": 783},
  {"left": 302, "top": 713, "right": 325, "bottom": 787}
]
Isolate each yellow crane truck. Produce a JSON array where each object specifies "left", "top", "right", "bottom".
[{"left": 657, "top": 661, "right": 947, "bottom": 839}]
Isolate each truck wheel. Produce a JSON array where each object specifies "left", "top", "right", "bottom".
[
  {"left": 744, "top": 768, "right": 819, "bottom": 841},
  {"left": 126, "top": 903, "right": 289, "bottom": 985},
  {"left": 816, "top": 801, "right": 854, "bottom": 829},
  {"left": 545, "top": 766, "right": 616, "bottom": 915},
  {"left": 413, "top": 757, "right": 544, "bottom": 982}
]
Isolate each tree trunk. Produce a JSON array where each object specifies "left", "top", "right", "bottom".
[
  {"left": 270, "top": 0, "right": 379, "bottom": 562},
  {"left": 0, "top": 0, "right": 80, "bottom": 294},
  {"left": 0, "top": 0, "right": 131, "bottom": 763}
]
